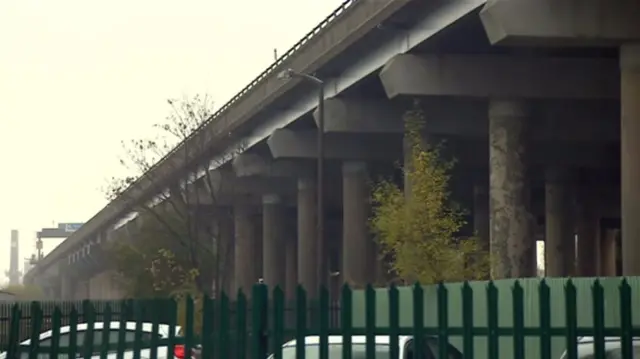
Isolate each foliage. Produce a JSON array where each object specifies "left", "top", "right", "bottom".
[
  {"left": 370, "top": 101, "right": 490, "bottom": 284},
  {"left": 1, "top": 284, "right": 44, "bottom": 300},
  {"left": 103, "top": 94, "right": 237, "bottom": 297},
  {"left": 106, "top": 208, "right": 214, "bottom": 298}
]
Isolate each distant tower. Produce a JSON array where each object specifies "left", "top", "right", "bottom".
[{"left": 6, "top": 230, "right": 21, "bottom": 285}]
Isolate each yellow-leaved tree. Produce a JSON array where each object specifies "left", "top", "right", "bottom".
[{"left": 370, "top": 101, "right": 489, "bottom": 284}]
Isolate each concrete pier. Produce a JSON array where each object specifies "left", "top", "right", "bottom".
[
  {"left": 489, "top": 99, "right": 536, "bottom": 279},
  {"left": 600, "top": 229, "right": 618, "bottom": 276},
  {"left": 576, "top": 189, "right": 598, "bottom": 277},
  {"left": 218, "top": 212, "right": 235, "bottom": 295},
  {"left": 544, "top": 167, "right": 574, "bottom": 277},
  {"left": 297, "top": 177, "right": 318, "bottom": 298},
  {"left": 620, "top": 43, "right": 640, "bottom": 276},
  {"left": 262, "top": 194, "right": 286, "bottom": 290},
  {"left": 285, "top": 233, "right": 297, "bottom": 300},
  {"left": 473, "top": 182, "right": 490, "bottom": 250},
  {"left": 342, "top": 161, "right": 374, "bottom": 287},
  {"left": 234, "top": 204, "right": 261, "bottom": 295}
]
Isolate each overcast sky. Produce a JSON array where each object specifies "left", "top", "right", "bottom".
[{"left": 0, "top": 0, "right": 345, "bottom": 283}]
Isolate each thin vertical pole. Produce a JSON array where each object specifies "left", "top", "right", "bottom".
[{"left": 317, "top": 84, "right": 326, "bottom": 290}]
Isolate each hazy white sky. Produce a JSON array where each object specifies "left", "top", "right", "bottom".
[{"left": 0, "top": 0, "right": 344, "bottom": 282}]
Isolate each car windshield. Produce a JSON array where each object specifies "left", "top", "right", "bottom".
[{"left": 273, "top": 344, "right": 390, "bottom": 359}]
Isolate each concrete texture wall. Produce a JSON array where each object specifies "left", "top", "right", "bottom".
[{"left": 488, "top": 100, "right": 536, "bottom": 279}]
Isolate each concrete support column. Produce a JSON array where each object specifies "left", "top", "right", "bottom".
[
  {"left": 234, "top": 204, "right": 260, "bottom": 296},
  {"left": 576, "top": 189, "right": 598, "bottom": 277},
  {"left": 218, "top": 212, "right": 235, "bottom": 296},
  {"left": 342, "top": 161, "right": 374, "bottom": 287},
  {"left": 297, "top": 177, "right": 318, "bottom": 298},
  {"left": 60, "top": 274, "right": 74, "bottom": 300},
  {"left": 599, "top": 229, "right": 618, "bottom": 276},
  {"left": 262, "top": 194, "right": 287, "bottom": 291},
  {"left": 473, "top": 182, "right": 490, "bottom": 250},
  {"left": 489, "top": 99, "right": 536, "bottom": 279},
  {"left": 544, "top": 167, "right": 575, "bottom": 277},
  {"left": 473, "top": 182, "right": 490, "bottom": 279},
  {"left": 620, "top": 43, "right": 640, "bottom": 275},
  {"left": 285, "top": 234, "right": 298, "bottom": 301}
]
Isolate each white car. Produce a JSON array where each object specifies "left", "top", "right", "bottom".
[
  {"left": 0, "top": 321, "right": 196, "bottom": 359},
  {"left": 560, "top": 336, "right": 640, "bottom": 359},
  {"left": 269, "top": 335, "right": 464, "bottom": 359}
]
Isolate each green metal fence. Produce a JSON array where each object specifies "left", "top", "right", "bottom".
[{"left": 1, "top": 278, "right": 639, "bottom": 359}]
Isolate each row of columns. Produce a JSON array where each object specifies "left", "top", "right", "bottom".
[
  {"left": 227, "top": 43, "right": 640, "bottom": 291},
  {"left": 232, "top": 92, "right": 625, "bottom": 292},
  {"left": 484, "top": 98, "right": 623, "bottom": 279},
  {"left": 230, "top": 161, "right": 376, "bottom": 298}
]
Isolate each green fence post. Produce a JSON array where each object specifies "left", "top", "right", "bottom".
[
  {"left": 564, "top": 279, "right": 578, "bottom": 359},
  {"left": 50, "top": 305, "right": 62, "bottom": 358},
  {"left": 461, "top": 282, "right": 474, "bottom": 359},
  {"left": 149, "top": 299, "right": 160, "bottom": 359},
  {"left": 133, "top": 299, "right": 144, "bottom": 359},
  {"left": 413, "top": 283, "right": 424, "bottom": 359},
  {"left": 341, "top": 285, "right": 353, "bottom": 359},
  {"left": 592, "top": 280, "right": 605, "bottom": 359},
  {"left": 539, "top": 279, "right": 551, "bottom": 359},
  {"left": 99, "top": 302, "right": 112, "bottom": 359},
  {"left": 486, "top": 281, "right": 498, "bottom": 359},
  {"left": 365, "top": 285, "right": 376, "bottom": 359},
  {"left": 28, "top": 301, "right": 43, "bottom": 359},
  {"left": 184, "top": 296, "right": 195, "bottom": 359},
  {"left": 389, "top": 285, "right": 399, "bottom": 359},
  {"left": 619, "top": 279, "right": 633, "bottom": 359},
  {"left": 295, "top": 285, "right": 307, "bottom": 359},
  {"left": 217, "top": 291, "right": 230, "bottom": 359},
  {"left": 201, "top": 294, "right": 214, "bottom": 359},
  {"left": 68, "top": 305, "right": 79, "bottom": 359},
  {"left": 236, "top": 289, "right": 248, "bottom": 359},
  {"left": 273, "top": 287, "right": 285, "bottom": 359},
  {"left": 6, "top": 304, "right": 21, "bottom": 358},
  {"left": 319, "top": 286, "right": 330, "bottom": 359},
  {"left": 512, "top": 281, "right": 525, "bottom": 359},
  {"left": 82, "top": 300, "right": 96, "bottom": 359},
  {"left": 251, "top": 284, "right": 268, "bottom": 359},
  {"left": 437, "top": 283, "right": 450, "bottom": 359},
  {"left": 116, "top": 300, "right": 128, "bottom": 359},
  {"left": 167, "top": 298, "right": 178, "bottom": 359},
  {"left": 149, "top": 298, "right": 161, "bottom": 359}
]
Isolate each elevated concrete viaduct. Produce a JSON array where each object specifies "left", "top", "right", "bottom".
[{"left": 24, "top": 0, "right": 640, "bottom": 298}]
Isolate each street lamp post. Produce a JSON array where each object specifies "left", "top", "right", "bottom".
[{"left": 277, "top": 68, "right": 326, "bottom": 290}]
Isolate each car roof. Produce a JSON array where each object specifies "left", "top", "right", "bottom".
[
  {"left": 282, "top": 335, "right": 414, "bottom": 347},
  {"left": 20, "top": 322, "right": 180, "bottom": 345},
  {"left": 578, "top": 336, "right": 640, "bottom": 344}
]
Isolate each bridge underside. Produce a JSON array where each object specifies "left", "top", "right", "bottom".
[{"left": 35, "top": 0, "right": 640, "bottom": 299}]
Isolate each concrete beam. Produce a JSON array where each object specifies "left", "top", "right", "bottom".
[
  {"left": 185, "top": 169, "right": 296, "bottom": 202},
  {"left": 267, "top": 129, "right": 401, "bottom": 160},
  {"left": 313, "top": 97, "right": 619, "bottom": 142},
  {"left": 480, "top": 0, "right": 640, "bottom": 47},
  {"left": 232, "top": 153, "right": 314, "bottom": 178},
  {"left": 447, "top": 101, "right": 619, "bottom": 142},
  {"left": 379, "top": 54, "right": 618, "bottom": 100},
  {"left": 447, "top": 140, "right": 618, "bottom": 168},
  {"left": 312, "top": 97, "right": 403, "bottom": 133}
]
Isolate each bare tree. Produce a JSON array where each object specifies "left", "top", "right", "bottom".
[{"left": 104, "top": 94, "right": 241, "bottom": 297}]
